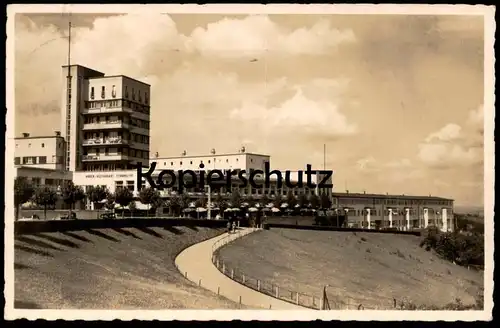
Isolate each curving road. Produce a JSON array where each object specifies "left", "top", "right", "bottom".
[{"left": 175, "top": 228, "right": 306, "bottom": 310}]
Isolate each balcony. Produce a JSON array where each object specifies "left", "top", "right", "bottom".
[
  {"left": 82, "top": 107, "right": 131, "bottom": 115},
  {"left": 83, "top": 121, "right": 130, "bottom": 130},
  {"left": 82, "top": 154, "right": 130, "bottom": 162},
  {"left": 82, "top": 138, "right": 129, "bottom": 146}
]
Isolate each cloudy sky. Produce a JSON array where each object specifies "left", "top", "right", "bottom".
[{"left": 13, "top": 12, "right": 486, "bottom": 206}]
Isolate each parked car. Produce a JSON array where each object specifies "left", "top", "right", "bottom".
[
  {"left": 100, "top": 212, "right": 117, "bottom": 220},
  {"left": 59, "top": 212, "right": 77, "bottom": 220}
]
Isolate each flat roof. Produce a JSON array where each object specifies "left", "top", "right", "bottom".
[
  {"left": 331, "top": 192, "right": 453, "bottom": 201},
  {"left": 15, "top": 165, "right": 71, "bottom": 174},
  {"left": 15, "top": 135, "right": 64, "bottom": 140},
  {"left": 61, "top": 64, "right": 104, "bottom": 76},
  {"left": 87, "top": 75, "right": 151, "bottom": 87},
  {"left": 152, "top": 153, "right": 271, "bottom": 160}
]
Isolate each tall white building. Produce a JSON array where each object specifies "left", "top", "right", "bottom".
[{"left": 61, "top": 65, "right": 151, "bottom": 172}]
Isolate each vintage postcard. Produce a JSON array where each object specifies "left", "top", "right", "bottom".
[{"left": 4, "top": 3, "right": 495, "bottom": 321}]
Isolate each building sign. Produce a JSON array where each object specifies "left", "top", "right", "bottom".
[{"left": 84, "top": 173, "right": 135, "bottom": 179}]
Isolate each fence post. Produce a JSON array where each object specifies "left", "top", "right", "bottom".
[
  {"left": 275, "top": 286, "right": 279, "bottom": 298},
  {"left": 222, "top": 262, "right": 225, "bottom": 274},
  {"left": 242, "top": 274, "right": 245, "bottom": 283},
  {"left": 217, "top": 286, "right": 220, "bottom": 295},
  {"left": 185, "top": 272, "right": 188, "bottom": 278},
  {"left": 198, "top": 279, "right": 202, "bottom": 286},
  {"left": 257, "top": 280, "right": 261, "bottom": 291},
  {"left": 231, "top": 269, "right": 234, "bottom": 279},
  {"left": 216, "top": 258, "right": 219, "bottom": 269}
]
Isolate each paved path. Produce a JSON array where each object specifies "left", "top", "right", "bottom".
[{"left": 175, "top": 228, "right": 306, "bottom": 310}]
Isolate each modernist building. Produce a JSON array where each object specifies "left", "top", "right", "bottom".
[
  {"left": 331, "top": 192, "right": 454, "bottom": 232},
  {"left": 61, "top": 65, "right": 151, "bottom": 172},
  {"left": 13, "top": 132, "right": 72, "bottom": 188}
]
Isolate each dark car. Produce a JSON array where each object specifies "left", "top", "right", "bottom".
[
  {"left": 100, "top": 212, "right": 116, "bottom": 220},
  {"left": 60, "top": 212, "right": 78, "bottom": 220}
]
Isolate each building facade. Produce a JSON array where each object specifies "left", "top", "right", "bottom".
[
  {"left": 61, "top": 65, "right": 151, "bottom": 172},
  {"left": 14, "top": 132, "right": 66, "bottom": 170},
  {"left": 331, "top": 192, "right": 454, "bottom": 232}
]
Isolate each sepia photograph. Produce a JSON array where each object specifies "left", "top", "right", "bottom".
[{"left": 4, "top": 4, "right": 494, "bottom": 321}]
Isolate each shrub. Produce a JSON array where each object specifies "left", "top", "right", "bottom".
[{"left": 420, "top": 227, "right": 484, "bottom": 268}]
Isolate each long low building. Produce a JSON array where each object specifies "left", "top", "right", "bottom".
[{"left": 331, "top": 192, "right": 454, "bottom": 232}]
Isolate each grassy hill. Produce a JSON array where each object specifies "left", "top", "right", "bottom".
[
  {"left": 217, "top": 229, "right": 483, "bottom": 310},
  {"left": 14, "top": 226, "right": 247, "bottom": 309}
]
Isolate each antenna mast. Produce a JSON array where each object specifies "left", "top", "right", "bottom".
[
  {"left": 323, "top": 143, "right": 326, "bottom": 170},
  {"left": 64, "top": 14, "right": 72, "bottom": 171}
]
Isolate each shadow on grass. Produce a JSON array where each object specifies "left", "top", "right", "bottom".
[
  {"left": 15, "top": 300, "right": 41, "bottom": 309},
  {"left": 15, "top": 244, "right": 54, "bottom": 257},
  {"left": 61, "top": 231, "right": 94, "bottom": 244},
  {"left": 34, "top": 233, "right": 80, "bottom": 249},
  {"left": 163, "top": 226, "right": 185, "bottom": 235},
  {"left": 112, "top": 228, "right": 142, "bottom": 239},
  {"left": 14, "top": 262, "right": 30, "bottom": 270},
  {"left": 136, "top": 227, "right": 163, "bottom": 239},
  {"left": 15, "top": 236, "right": 65, "bottom": 252},
  {"left": 185, "top": 225, "right": 199, "bottom": 232},
  {"left": 85, "top": 229, "right": 120, "bottom": 243}
]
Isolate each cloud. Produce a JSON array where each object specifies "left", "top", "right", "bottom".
[
  {"left": 187, "top": 15, "right": 356, "bottom": 58},
  {"left": 425, "top": 123, "right": 462, "bottom": 142},
  {"left": 418, "top": 105, "right": 484, "bottom": 168},
  {"left": 229, "top": 88, "right": 358, "bottom": 138}
]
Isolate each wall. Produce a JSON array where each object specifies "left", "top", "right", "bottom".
[
  {"left": 15, "top": 217, "right": 229, "bottom": 235},
  {"left": 263, "top": 223, "right": 422, "bottom": 236}
]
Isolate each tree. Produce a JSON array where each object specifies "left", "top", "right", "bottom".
[
  {"left": 32, "top": 186, "right": 58, "bottom": 220},
  {"left": 128, "top": 200, "right": 137, "bottom": 217},
  {"left": 261, "top": 194, "right": 270, "bottom": 207},
  {"left": 168, "top": 195, "right": 181, "bottom": 216},
  {"left": 14, "top": 177, "right": 35, "bottom": 221},
  {"left": 86, "top": 186, "right": 108, "bottom": 211},
  {"left": 115, "top": 187, "right": 134, "bottom": 218},
  {"left": 180, "top": 193, "right": 191, "bottom": 210},
  {"left": 320, "top": 194, "right": 332, "bottom": 209},
  {"left": 273, "top": 193, "right": 283, "bottom": 208},
  {"left": 308, "top": 194, "right": 320, "bottom": 209},
  {"left": 297, "top": 194, "right": 308, "bottom": 208},
  {"left": 214, "top": 193, "right": 227, "bottom": 216},
  {"left": 61, "top": 181, "right": 85, "bottom": 217},
  {"left": 104, "top": 191, "right": 116, "bottom": 211},
  {"left": 230, "top": 190, "right": 242, "bottom": 208},
  {"left": 138, "top": 186, "right": 162, "bottom": 217},
  {"left": 195, "top": 197, "right": 207, "bottom": 208},
  {"left": 286, "top": 191, "right": 297, "bottom": 209}
]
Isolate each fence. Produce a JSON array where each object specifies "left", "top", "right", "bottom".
[{"left": 210, "top": 228, "right": 411, "bottom": 310}]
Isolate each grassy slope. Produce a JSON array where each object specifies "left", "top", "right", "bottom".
[
  {"left": 14, "top": 226, "right": 246, "bottom": 309},
  {"left": 217, "top": 229, "right": 483, "bottom": 309}
]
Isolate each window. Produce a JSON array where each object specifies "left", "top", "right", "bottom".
[
  {"left": 90, "top": 87, "right": 95, "bottom": 99},
  {"left": 145, "top": 92, "right": 149, "bottom": 104},
  {"left": 14, "top": 157, "right": 20, "bottom": 165},
  {"left": 132, "top": 88, "right": 136, "bottom": 100},
  {"left": 28, "top": 143, "right": 31, "bottom": 148},
  {"left": 190, "top": 161, "right": 193, "bottom": 164},
  {"left": 39, "top": 156, "right": 47, "bottom": 164},
  {"left": 125, "top": 86, "right": 129, "bottom": 99},
  {"left": 112, "top": 85, "right": 116, "bottom": 98},
  {"left": 138, "top": 90, "right": 142, "bottom": 102},
  {"left": 101, "top": 86, "right": 106, "bottom": 99}
]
